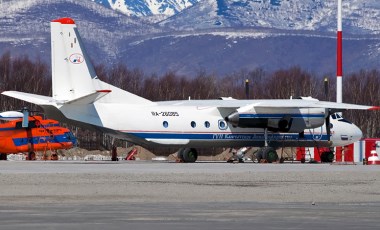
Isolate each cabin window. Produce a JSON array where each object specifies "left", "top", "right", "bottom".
[
  {"left": 204, "top": 121, "right": 210, "bottom": 128},
  {"left": 218, "top": 120, "right": 227, "bottom": 130},
  {"left": 163, "top": 121, "right": 168, "bottom": 128},
  {"left": 191, "top": 121, "right": 196, "bottom": 128}
]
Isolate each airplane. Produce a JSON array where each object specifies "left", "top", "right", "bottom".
[
  {"left": 1, "top": 17, "right": 378, "bottom": 163},
  {"left": 0, "top": 108, "right": 77, "bottom": 160}
]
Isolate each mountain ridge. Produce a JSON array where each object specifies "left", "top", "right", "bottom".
[{"left": 0, "top": 0, "right": 379, "bottom": 76}]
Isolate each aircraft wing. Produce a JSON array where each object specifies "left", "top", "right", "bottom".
[
  {"left": 217, "top": 99, "right": 380, "bottom": 113},
  {"left": 250, "top": 100, "right": 379, "bottom": 111},
  {"left": 304, "top": 101, "right": 379, "bottom": 111},
  {"left": 3, "top": 91, "right": 379, "bottom": 111}
]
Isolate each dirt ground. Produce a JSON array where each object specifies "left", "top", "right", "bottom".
[{"left": 6, "top": 146, "right": 298, "bottom": 162}]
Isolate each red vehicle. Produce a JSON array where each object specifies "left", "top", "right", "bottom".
[{"left": 0, "top": 112, "right": 76, "bottom": 160}]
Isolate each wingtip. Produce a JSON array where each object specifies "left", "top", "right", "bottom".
[{"left": 369, "top": 106, "right": 380, "bottom": 110}]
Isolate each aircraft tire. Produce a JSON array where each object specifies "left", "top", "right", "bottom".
[
  {"left": 262, "top": 147, "right": 278, "bottom": 163},
  {"left": 320, "top": 152, "right": 326, "bottom": 162},
  {"left": 182, "top": 148, "right": 198, "bottom": 163},
  {"left": 177, "top": 148, "right": 185, "bottom": 161},
  {"left": 321, "top": 151, "right": 334, "bottom": 163},
  {"left": 0, "top": 153, "right": 7, "bottom": 160},
  {"left": 255, "top": 149, "right": 264, "bottom": 162}
]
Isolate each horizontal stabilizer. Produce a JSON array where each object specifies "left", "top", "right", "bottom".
[
  {"left": 65, "top": 90, "right": 112, "bottom": 105},
  {"left": 1, "top": 91, "right": 55, "bottom": 105}
]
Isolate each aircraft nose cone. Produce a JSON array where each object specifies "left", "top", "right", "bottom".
[
  {"left": 351, "top": 124, "right": 363, "bottom": 142},
  {"left": 330, "top": 119, "right": 363, "bottom": 146}
]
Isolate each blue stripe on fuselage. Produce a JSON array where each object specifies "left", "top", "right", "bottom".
[
  {"left": 127, "top": 132, "right": 329, "bottom": 141},
  {"left": 239, "top": 114, "right": 325, "bottom": 118}
]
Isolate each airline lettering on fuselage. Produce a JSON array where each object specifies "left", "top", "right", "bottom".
[
  {"left": 151, "top": 112, "right": 179, "bottom": 116},
  {"left": 212, "top": 134, "right": 297, "bottom": 140}
]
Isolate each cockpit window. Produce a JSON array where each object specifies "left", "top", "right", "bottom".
[{"left": 331, "top": 113, "right": 352, "bottom": 124}]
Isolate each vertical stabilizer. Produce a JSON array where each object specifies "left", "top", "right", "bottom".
[
  {"left": 51, "top": 18, "right": 99, "bottom": 101},
  {"left": 50, "top": 18, "right": 152, "bottom": 105}
]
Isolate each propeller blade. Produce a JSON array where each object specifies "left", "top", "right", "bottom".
[{"left": 325, "top": 110, "right": 331, "bottom": 141}]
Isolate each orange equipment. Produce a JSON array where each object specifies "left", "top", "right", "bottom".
[{"left": 0, "top": 115, "right": 76, "bottom": 160}]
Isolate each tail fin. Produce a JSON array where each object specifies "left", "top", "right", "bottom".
[
  {"left": 51, "top": 18, "right": 151, "bottom": 104},
  {"left": 51, "top": 18, "right": 96, "bottom": 101}
]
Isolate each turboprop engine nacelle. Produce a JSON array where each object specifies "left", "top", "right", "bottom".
[{"left": 225, "top": 107, "right": 326, "bottom": 133}]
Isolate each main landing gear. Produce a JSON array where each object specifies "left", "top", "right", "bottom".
[
  {"left": 320, "top": 150, "right": 334, "bottom": 163},
  {"left": 177, "top": 148, "right": 198, "bottom": 163},
  {"left": 255, "top": 147, "right": 279, "bottom": 163},
  {"left": 255, "top": 128, "right": 279, "bottom": 163}
]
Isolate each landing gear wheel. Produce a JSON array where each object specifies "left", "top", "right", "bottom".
[
  {"left": 262, "top": 147, "right": 278, "bottom": 163},
  {"left": 0, "top": 153, "right": 7, "bottom": 160},
  {"left": 181, "top": 148, "right": 198, "bottom": 163},
  {"left": 321, "top": 151, "right": 334, "bottom": 163},
  {"left": 177, "top": 148, "right": 184, "bottom": 161},
  {"left": 255, "top": 149, "right": 264, "bottom": 162},
  {"left": 255, "top": 147, "right": 278, "bottom": 163}
]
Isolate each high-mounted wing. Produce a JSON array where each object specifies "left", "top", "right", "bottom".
[{"left": 224, "top": 98, "right": 379, "bottom": 132}]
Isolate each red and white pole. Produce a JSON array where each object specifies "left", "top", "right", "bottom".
[
  {"left": 336, "top": 0, "right": 343, "bottom": 162},
  {"left": 337, "top": 0, "right": 343, "bottom": 103}
]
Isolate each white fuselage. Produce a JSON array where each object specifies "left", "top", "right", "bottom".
[{"left": 52, "top": 100, "right": 362, "bottom": 149}]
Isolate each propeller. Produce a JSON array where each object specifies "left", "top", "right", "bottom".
[{"left": 325, "top": 109, "right": 332, "bottom": 141}]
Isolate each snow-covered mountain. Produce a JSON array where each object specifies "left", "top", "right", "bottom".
[
  {"left": 160, "top": 0, "right": 380, "bottom": 34},
  {"left": 93, "top": 0, "right": 380, "bottom": 34},
  {"left": 0, "top": 0, "right": 161, "bottom": 62},
  {"left": 0, "top": 0, "right": 379, "bottom": 77},
  {"left": 94, "top": 0, "right": 200, "bottom": 18}
]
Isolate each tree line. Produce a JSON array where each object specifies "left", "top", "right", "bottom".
[{"left": 0, "top": 52, "right": 379, "bottom": 150}]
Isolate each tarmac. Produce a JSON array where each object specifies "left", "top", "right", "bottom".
[{"left": 0, "top": 160, "right": 380, "bottom": 229}]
